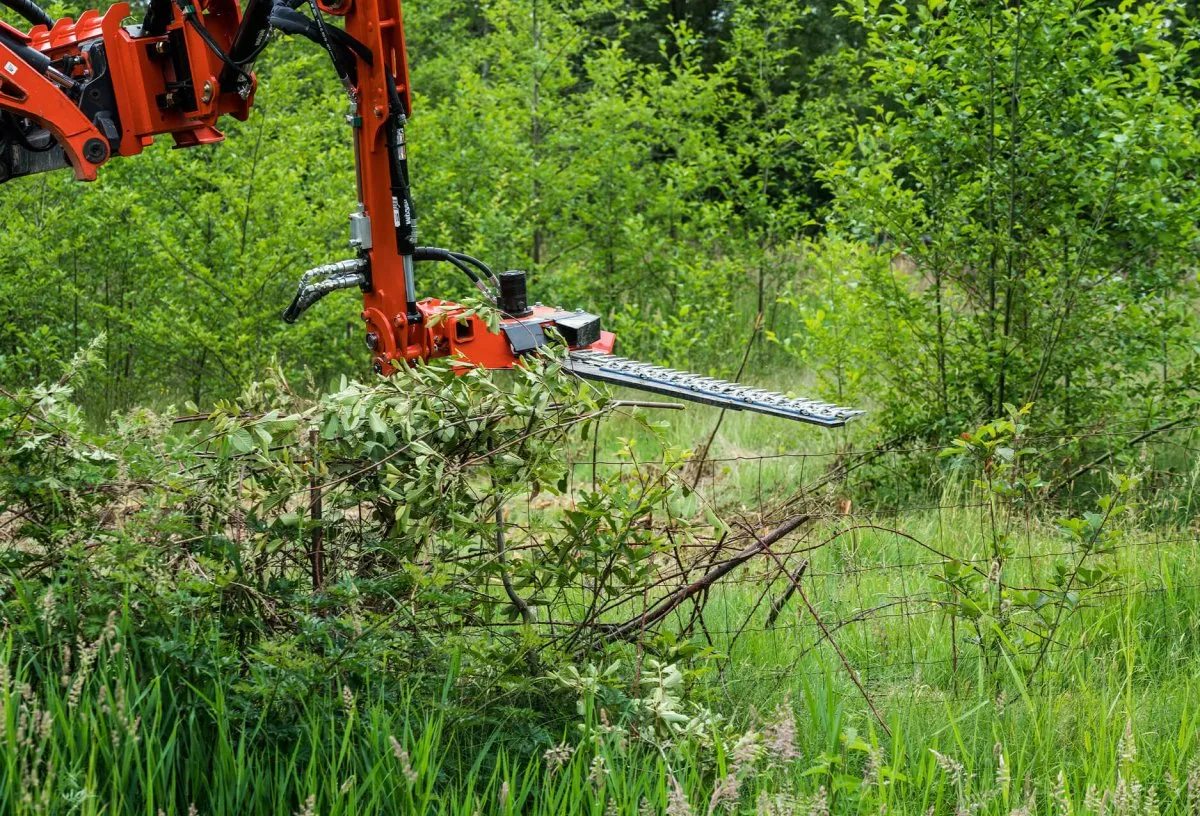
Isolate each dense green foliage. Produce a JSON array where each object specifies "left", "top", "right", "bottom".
[
  {"left": 3, "top": 0, "right": 1200, "bottom": 811},
  {"left": 4, "top": 0, "right": 1194, "bottom": 449},
  {"left": 805, "top": 0, "right": 1200, "bottom": 439},
  {"left": 2, "top": 348, "right": 1200, "bottom": 813}
]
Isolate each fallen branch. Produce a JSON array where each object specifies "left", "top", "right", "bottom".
[
  {"left": 594, "top": 514, "right": 813, "bottom": 644},
  {"left": 765, "top": 560, "right": 809, "bottom": 629},
  {"left": 1050, "top": 415, "right": 1194, "bottom": 493}
]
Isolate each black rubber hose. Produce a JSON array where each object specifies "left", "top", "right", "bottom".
[
  {"left": 1, "top": 0, "right": 52, "bottom": 29},
  {"left": 449, "top": 251, "right": 497, "bottom": 283},
  {"left": 0, "top": 29, "right": 52, "bottom": 73},
  {"left": 414, "top": 247, "right": 500, "bottom": 300},
  {"left": 183, "top": 15, "right": 253, "bottom": 87},
  {"left": 219, "top": 0, "right": 273, "bottom": 89},
  {"left": 268, "top": 7, "right": 372, "bottom": 65},
  {"left": 413, "top": 247, "right": 481, "bottom": 285}
]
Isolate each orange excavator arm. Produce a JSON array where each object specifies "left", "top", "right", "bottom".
[{"left": 0, "top": 0, "right": 862, "bottom": 426}]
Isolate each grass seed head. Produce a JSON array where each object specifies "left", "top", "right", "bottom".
[
  {"left": 732, "top": 728, "right": 763, "bottom": 774},
  {"left": 707, "top": 771, "right": 741, "bottom": 814},
  {"left": 765, "top": 705, "right": 800, "bottom": 765},
  {"left": 755, "top": 790, "right": 797, "bottom": 816},
  {"left": 1054, "top": 770, "right": 1072, "bottom": 816},
  {"left": 59, "top": 644, "right": 71, "bottom": 688},
  {"left": 589, "top": 755, "right": 609, "bottom": 789},
  {"left": 39, "top": 587, "right": 56, "bottom": 628},
  {"left": 808, "top": 785, "right": 829, "bottom": 816},
  {"left": 294, "top": 794, "right": 316, "bottom": 816},
  {"left": 543, "top": 741, "right": 574, "bottom": 777},
  {"left": 667, "top": 775, "right": 694, "bottom": 816},
  {"left": 931, "top": 748, "right": 968, "bottom": 787},
  {"left": 389, "top": 736, "right": 418, "bottom": 783},
  {"left": 1118, "top": 719, "right": 1137, "bottom": 769},
  {"left": 1143, "top": 783, "right": 1158, "bottom": 816},
  {"left": 863, "top": 745, "right": 885, "bottom": 787}
]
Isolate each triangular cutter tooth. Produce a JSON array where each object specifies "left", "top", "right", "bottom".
[{"left": 564, "top": 350, "right": 865, "bottom": 428}]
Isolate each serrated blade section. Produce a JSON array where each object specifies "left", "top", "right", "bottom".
[{"left": 565, "top": 350, "right": 865, "bottom": 427}]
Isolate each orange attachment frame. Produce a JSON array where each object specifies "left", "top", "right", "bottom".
[
  {"left": 2, "top": 0, "right": 254, "bottom": 172},
  {"left": 317, "top": 0, "right": 417, "bottom": 373}
]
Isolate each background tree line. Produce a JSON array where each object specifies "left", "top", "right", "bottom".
[{"left": 1, "top": 0, "right": 1197, "bottom": 479}]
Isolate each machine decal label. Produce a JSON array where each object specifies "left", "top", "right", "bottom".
[{"left": 4, "top": 63, "right": 17, "bottom": 76}]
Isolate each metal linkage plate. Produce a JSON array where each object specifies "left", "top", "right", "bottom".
[{"left": 565, "top": 350, "right": 865, "bottom": 427}]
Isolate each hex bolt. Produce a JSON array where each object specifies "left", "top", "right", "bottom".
[{"left": 200, "top": 80, "right": 214, "bottom": 104}]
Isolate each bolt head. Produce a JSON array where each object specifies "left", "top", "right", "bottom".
[
  {"left": 365, "top": 332, "right": 379, "bottom": 351},
  {"left": 201, "top": 80, "right": 214, "bottom": 104},
  {"left": 82, "top": 138, "right": 108, "bottom": 164}
]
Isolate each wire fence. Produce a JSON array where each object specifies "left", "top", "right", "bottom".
[{"left": 548, "top": 411, "right": 1200, "bottom": 724}]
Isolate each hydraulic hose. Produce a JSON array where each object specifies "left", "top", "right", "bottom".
[
  {"left": 0, "top": 28, "right": 74, "bottom": 88},
  {"left": 268, "top": 7, "right": 372, "bottom": 67},
  {"left": 1, "top": 0, "right": 52, "bottom": 28},
  {"left": 449, "top": 251, "right": 500, "bottom": 288},
  {"left": 413, "top": 247, "right": 498, "bottom": 301}
]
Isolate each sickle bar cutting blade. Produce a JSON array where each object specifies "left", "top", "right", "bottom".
[{"left": 565, "top": 350, "right": 864, "bottom": 427}]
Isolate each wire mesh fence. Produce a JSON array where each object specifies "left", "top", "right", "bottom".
[{"left": 541, "top": 409, "right": 1200, "bottom": 725}]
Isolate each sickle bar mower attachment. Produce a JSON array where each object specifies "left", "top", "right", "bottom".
[{"left": 285, "top": 262, "right": 864, "bottom": 426}]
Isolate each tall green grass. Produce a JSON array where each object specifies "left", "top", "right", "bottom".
[
  {"left": 3, "top": 509, "right": 1197, "bottom": 816},
  {"left": 4, "top": 370, "right": 1199, "bottom": 813}
]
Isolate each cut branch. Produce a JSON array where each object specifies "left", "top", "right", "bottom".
[
  {"left": 595, "top": 514, "right": 812, "bottom": 643},
  {"left": 765, "top": 560, "right": 809, "bottom": 629}
]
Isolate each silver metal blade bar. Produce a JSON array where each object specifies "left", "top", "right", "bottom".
[{"left": 565, "top": 350, "right": 865, "bottom": 428}]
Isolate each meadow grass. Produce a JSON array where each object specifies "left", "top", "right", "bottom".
[
  {"left": 3, "top": 493, "right": 1197, "bottom": 814},
  {"left": 5, "top": 374, "right": 1200, "bottom": 814}
]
